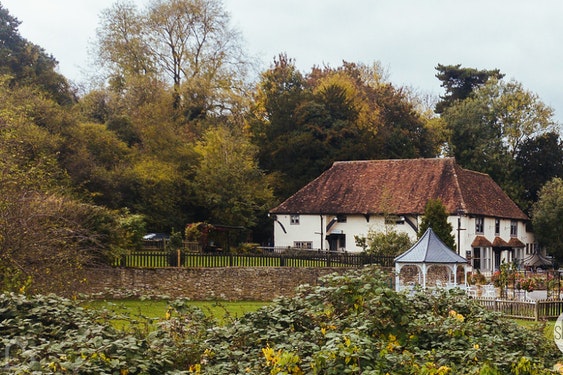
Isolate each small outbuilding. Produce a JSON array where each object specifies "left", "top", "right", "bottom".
[
  {"left": 395, "top": 228, "right": 468, "bottom": 291},
  {"left": 522, "top": 252, "right": 553, "bottom": 270}
]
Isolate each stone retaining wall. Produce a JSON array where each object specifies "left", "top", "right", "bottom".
[{"left": 80, "top": 267, "right": 356, "bottom": 301}]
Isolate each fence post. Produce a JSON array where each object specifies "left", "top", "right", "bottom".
[
  {"left": 534, "top": 301, "right": 539, "bottom": 321},
  {"left": 229, "top": 253, "right": 234, "bottom": 267},
  {"left": 280, "top": 254, "right": 285, "bottom": 267},
  {"left": 177, "top": 249, "right": 181, "bottom": 267}
]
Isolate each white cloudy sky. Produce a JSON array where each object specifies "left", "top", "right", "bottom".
[{"left": 2, "top": 0, "right": 563, "bottom": 123}]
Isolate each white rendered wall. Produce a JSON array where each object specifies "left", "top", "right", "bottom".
[{"left": 273, "top": 213, "right": 534, "bottom": 260}]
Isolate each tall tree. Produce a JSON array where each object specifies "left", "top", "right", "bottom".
[
  {"left": 515, "top": 132, "right": 563, "bottom": 212},
  {"left": 0, "top": 4, "right": 74, "bottom": 105},
  {"left": 532, "top": 178, "right": 563, "bottom": 261},
  {"left": 435, "top": 64, "right": 503, "bottom": 114},
  {"left": 193, "top": 126, "right": 274, "bottom": 228},
  {"left": 418, "top": 199, "right": 456, "bottom": 250},
  {"left": 250, "top": 59, "right": 437, "bottom": 199},
  {"left": 95, "top": 0, "right": 249, "bottom": 121},
  {"left": 441, "top": 78, "right": 556, "bottom": 204}
]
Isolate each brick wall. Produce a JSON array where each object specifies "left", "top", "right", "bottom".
[{"left": 78, "top": 267, "right": 356, "bottom": 301}]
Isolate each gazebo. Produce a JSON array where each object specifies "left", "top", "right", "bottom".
[
  {"left": 395, "top": 228, "right": 468, "bottom": 291},
  {"left": 522, "top": 252, "right": 553, "bottom": 269}
]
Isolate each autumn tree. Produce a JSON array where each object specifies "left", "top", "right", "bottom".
[
  {"left": 441, "top": 78, "right": 556, "bottom": 205},
  {"left": 418, "top": 199, "right": 455, "bottom": 250},
  {"left": 94, "top": 0, "right": 249, "bottom": 123},
  {"left": 532, "top": 178, "right": 563, "bottom": 261},
  {"left": 251, "top": 58, "right": 437, "bottom": 199},
  {"left": 193, "top": 126, "right": 274, "bottom": 228},
  {"left": 0, "top": 78, "right": 127, "bottom": 293}
]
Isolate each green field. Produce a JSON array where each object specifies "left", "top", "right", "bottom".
[
  {"left": 84, "top": 299, "right": 267, "bottom": 329},
  {"left": 87, "top": 299, "right": 557, "bottom": 342}
]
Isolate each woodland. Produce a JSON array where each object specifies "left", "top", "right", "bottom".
[{"left": 0, "top": 0, "right": 562, "bottom": 292}]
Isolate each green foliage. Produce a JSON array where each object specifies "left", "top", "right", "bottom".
[
  {"left": 533, "top": 177, "right": 563, "bottom": 261},
  {"left": 355, "top": 228, "right": 413, "bottom": 256},
  {"left": 515, "top": 132, "right": 563, "bottom": 213},
  {"left": 199, "top": 268, "right": 561, "bottom": 374},
  {"left": 419, "top": 199, "right": 456, "bottom": 250},
  {"left": 1, "top": 269, "right": 562, "bottom": 373},
  {"left": 441, "top": 77, "right": 557, "bottom": 207},
  {"left": 193, "top": 126, "right": 274, "bottom": 228},
  {"left": 251, "top": 58, "right": 437, "bottom": 199},
  {"left": 0, "top": 5, "right": 74, "bottom": 105},
  {"left": 434, "top": 64, "right": 504, "bottom": 114}
]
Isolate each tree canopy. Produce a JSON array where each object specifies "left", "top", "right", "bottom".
[
  {"left": 434, "top": 63, "right": 504, "bottom": 114},
  {"left": 532, "top": 177, "right": 563, "bottom": 261},
  {"left": 418, "top": 199, "right": 456, "bottom": 250},
  {"left": 0, "top": 0, "right": 561, "bottom": 288}
]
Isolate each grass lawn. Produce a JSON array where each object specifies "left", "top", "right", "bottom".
[
  {"left": 87, "top": 299, "right": 558, "bottom": 343},
  {"left": 516, "top": 319, "right": 556, "bottom": 341},
  {"left": 84, "top": 299, "right": 267, "bottom": 329}
]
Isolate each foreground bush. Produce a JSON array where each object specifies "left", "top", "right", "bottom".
[
  {"left": 1, "top": 267, "right": 562, "bottom": 374},
  {"left": 202, "top": 268, "right": 562, "bottom": 374}
]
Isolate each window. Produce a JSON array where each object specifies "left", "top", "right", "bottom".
[
  {"left": 336, "top": 214, "right": 347, "bottom": 223},
  {"left": 385, "top": 215, "right": 404, "bottom": 225},
  {"left": 510, "top": 220, "right": 518, "bottom": 237},
  {"left": 290, "top": 215, "right": 300, "bottom": 225},
  {"left": 294, "top": 241, "right": 312, "bottom": 249},
  {"left": 473, "top": 248, "right": 481, "bottom": 270},
  {"left": 495, "top": 218, "right": 500, "bottom": 236},
  {"left": 475, "top": 216, "right": 484, "bottom": 234}
]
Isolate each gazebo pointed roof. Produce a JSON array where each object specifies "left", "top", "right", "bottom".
[
  {"left": 523, "top": 252, "right": 553, "bottom": 268},
  {"left": 395, "top": 228, "right": 467, "bottom": 264}
]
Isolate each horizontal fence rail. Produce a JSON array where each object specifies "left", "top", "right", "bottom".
[
  {"left": 112, "top": 249, "right": 395, "bottom": 269},
  {"left": 474, "top": 298, "right": 563, "bottom": 321}
]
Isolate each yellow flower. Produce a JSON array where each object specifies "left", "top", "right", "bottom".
[{"left": 473, "top": 343, "right": 479, "bottom": 350}]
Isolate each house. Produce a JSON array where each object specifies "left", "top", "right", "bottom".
[{"left": 269, "top": 158, "right": 538, "bottom": 275}]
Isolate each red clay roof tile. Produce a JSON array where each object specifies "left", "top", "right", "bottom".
[
  {"left": 270, "top": 158, "right": 528, "bottom": 220},
  {"left": 472, "top": 236, "right": 493, "bottom": 247}
]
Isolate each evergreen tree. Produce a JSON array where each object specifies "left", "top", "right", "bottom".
[{"left": 418, "top": 199, "right": 456, "bottom": 250}]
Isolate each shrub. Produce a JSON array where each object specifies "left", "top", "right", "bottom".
[{"left": 1, "top": 268, "right": 562, "bottom": 374}]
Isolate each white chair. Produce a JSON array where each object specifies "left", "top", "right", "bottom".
[
  {"left": 482, "top": 284, "right": 496, "bottom": 298},
  {"left": 465, "top": 284, "right": 478, "bottom": 298}
]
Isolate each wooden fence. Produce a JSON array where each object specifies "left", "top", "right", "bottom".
[
  {"left": 474, "top": 298, "right": 563, "bottom": 321},
  {"left": 113, "top": 249, "right": 395, "bottom": 269}
]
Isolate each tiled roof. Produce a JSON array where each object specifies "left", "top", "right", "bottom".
[
  {"left": 492, "top": 236, "right": 510, "bottom": 247},
  {"left": 395, "top": 228, "right": 467, "bottom": 264},
  {"left": 472, "top": 236, "right": 493, "bottom": 247},
  {"left": 508, "top": 237, "right": 526, "bottom": 248},
  {"left": 270, "top": 158, "right": 528, "bottom": 220}
]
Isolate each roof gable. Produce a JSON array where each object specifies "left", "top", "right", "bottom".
[{"left": 270, "top": 158, "right": 528, "bottom": 220}]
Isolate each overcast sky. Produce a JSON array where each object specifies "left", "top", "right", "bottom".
[{"left": 2, "top": 0, "right": 562, "bottom": 123}]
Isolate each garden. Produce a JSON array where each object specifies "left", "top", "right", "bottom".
[{"left": 2, "top": 267, "right": 563, "bottom": 374}]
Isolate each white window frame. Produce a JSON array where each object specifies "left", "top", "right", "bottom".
[
  {"left": 294, "top": 241, "right": 312, "bottom": 249},
  {"left": 475, "top": 216, "right": 484, "bottom": 234}
]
